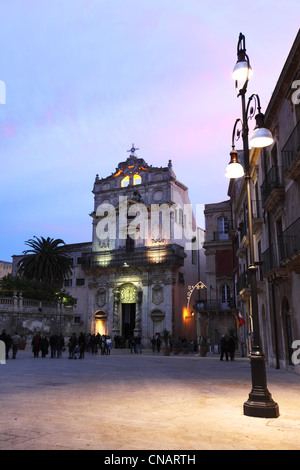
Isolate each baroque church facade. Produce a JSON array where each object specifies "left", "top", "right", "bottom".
[
  {"left": 79, "top": 147, "right": 205, "bottom": 346},
  {"left": 12, "top": 147, "right": 205, "bottom": 346}
]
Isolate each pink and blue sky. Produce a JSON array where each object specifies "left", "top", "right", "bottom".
[{"left": 0, "top": 0, "right": 299, "bottom": 261}]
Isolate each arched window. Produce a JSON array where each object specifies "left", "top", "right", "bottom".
[
  {"left": 121, "top": 176, "right": 130, "bottom": 187},
  {"left": 133, "top": 174, "right": 142, "bottom": 185},
  {"left": 221, "top": 284, "right": 230, "bottom": 307}
]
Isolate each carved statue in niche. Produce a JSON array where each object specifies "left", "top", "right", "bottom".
[
  {"left": 152, "top": 284, "right": 163, "bottom": 305},
  {"left": 96, "top": 287, "right": 106, "bottom": 307}
]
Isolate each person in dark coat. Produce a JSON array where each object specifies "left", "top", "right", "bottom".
[
  {"left": 56, "top": 334, "right": 65, "bottom": 358},
  {"left": 32, "top": 332, "right": 41, "bottom": 358},
  {"left": 41, "top": 335, "right": 49, "bottom": 358},
  {"left": 49, "top": 334, "right": 58, "bottom": 358},
  {"left": 78, "top": 332, "right": 86, "bottom": 359},
  {"left": 156, "top": 336, "right": 161, "bottom": 353},
  {"left": 227, "top": 335, "right": 236, "bottom": 361},
  {"left": 220, "top": 335, "right": 228, "bottom": 361}
]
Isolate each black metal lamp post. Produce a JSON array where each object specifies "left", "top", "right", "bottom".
[{"left": 226, "top": 33, "right": 279, "bottom": 418}]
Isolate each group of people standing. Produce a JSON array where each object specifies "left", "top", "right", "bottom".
[
  {"left": 31, "top": 332, "right": 65, "bottom": 358},
  {"left": 68, "top": 332, "right": 112, "bottom": 359},
  {"left": 129, "top": 334, "right": 142, "bottom": 353},
  {"left": 151, "top": 335, "right": 161, "bottom": 353},
  {"left": 220, "top": 334, "right": 236, "bottom": 361},
  {"left": 0, "top": 329, "right": 22, "bottom": 359}
]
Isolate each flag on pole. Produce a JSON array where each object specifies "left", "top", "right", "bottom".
[{"left": 234, "top": 309, "right": 245, "bottom": 328}]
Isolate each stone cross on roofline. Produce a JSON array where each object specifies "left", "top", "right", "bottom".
[{"left": 127, "top": 144, "right": 139, "bottom": 156}]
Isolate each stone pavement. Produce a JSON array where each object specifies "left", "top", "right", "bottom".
[{"left": 1, "top": 347, "right": 300, "bottom": 451}]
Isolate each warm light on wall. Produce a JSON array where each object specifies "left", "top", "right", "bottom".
[
  {"left": 95, "top": 318, "right": 107, "bottom": 335},
  {"left": 183, "top": 307, "right": 188, "bottom": 321},
  {"left": 185, "top": 310, "right": 195, "bottom": 320},
  {"left": 96, "top": 253, "right": 112, "bottom": 267},
  {"left": 147, "top": 249, "right": 167, "bottom": 264}
]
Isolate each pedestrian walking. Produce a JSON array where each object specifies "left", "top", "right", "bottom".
[
  {"left": 135, "top": 335, "right": 142, "bottom": 353},
  {"left": 220, "top": 335, "right": 228, "bottom": 361},
  {"left": 78, "top": 332, "right": 86, "bottom": 359},
  {"left": 41, "top": 335, "right": 49, "bottom": 358},
  {"left": 49, "top": 334, "right": 58, "bottom": 358},
  {"left": 151, "top": 336, "right": 156, "bottom": 352},
  {"left": 130, "top": 336, "right": 136, "bottom": 354},
  {"left": 32, "top": 332, "right": 41, "bottom": 358},
  {"left": 0, "top": 329, "right": 12, "bottom": 359},
  {"left": 227, "top": 335, "right": 236, "bottom": 361},
  {"left": 11, "top": 332, "right": 21, "bottom": 359},
  {"left": 156, "top": 336, "right": 161, "bottom": 353},
  {"left": 56, "top": 334, "right": 65, "bottom": 358},
  {"left": 68, "top": 333, "right": 77, "bottom": 359}
]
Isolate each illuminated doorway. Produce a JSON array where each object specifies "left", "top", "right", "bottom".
[{"left": 95, "top": 311, "right": 107, "bottom": 335}]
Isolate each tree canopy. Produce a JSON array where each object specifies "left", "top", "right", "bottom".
[{"left": 17, "top": 236, "right": 73, "bottom": 285}]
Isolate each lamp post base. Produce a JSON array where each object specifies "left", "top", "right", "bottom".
[{"left": 243, "top": 352, "right": 279, "bottom": 418}]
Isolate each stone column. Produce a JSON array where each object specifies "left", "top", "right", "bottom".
[
  {"left": 134, "top": 290, "right": 142, "bottom": 336},
  {"left": 112, "top": 287, "right": 120, "bottom": 335}
]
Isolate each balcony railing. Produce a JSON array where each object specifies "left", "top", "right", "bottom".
[
  {"left": 236, "top": 271, "right": 248, "bottom": 293},
  {"left": 261, "top": 166, "right": 284, "bottom": 206},
  {"left": 279, "top": 217, "right": 300, "bottom": 261},
  {"left": 262, "top": 244, "right": 281, "bottom": 275},
  {"left": 0, "top": 294, "right": 72, "bottom": 313},
  {"left": 80, "top": 243, "right": 186, "bottom": 270},
  {"left": 194, "top": 299, "right": 230, "bottom": 311},
  {"left": 282, "top": 119, "right": 300, "bottom": 178}
]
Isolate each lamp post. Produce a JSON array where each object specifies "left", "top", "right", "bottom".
[{"left": 226, "top": 33, "right": 279, "bottom": 418}]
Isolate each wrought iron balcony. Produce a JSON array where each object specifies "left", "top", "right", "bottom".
[
  {"left": 80, "top": 243, "right": 186, "bottom": 270},
  {"left": 236, "top": 271, "right": 248, "bottom": 293},
  {"left": 194, "top": 299, "right": 231, "bottom": 311},
  {"left": 262, "top": 244, "right": 280, "bottom": 275},
  {"left": 261, "top": 166, "right": 284, "bottom": 210},
  {"left": 282, "top": 119, "right": 300, "bottom": 180},
  {"left": 278, "top": 217, "right": 300, "bottom": 273}
]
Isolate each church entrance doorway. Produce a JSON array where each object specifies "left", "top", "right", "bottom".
[
  {"left": 94, "top": 311, "right": 107, "bottom": 336},
  {"left": 122, "top": 303, "right": 136, "bottom": 340}
]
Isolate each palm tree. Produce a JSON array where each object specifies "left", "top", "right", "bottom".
[{"left": 17, "top": 236, "right": 73, "bottom": 286}]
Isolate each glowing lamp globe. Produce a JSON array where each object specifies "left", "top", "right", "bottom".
[
  {"left": 225, "top": 150, "right": 244, "bottom": 179},
  {"left": 250, "top": 127, "right": 274, "bottom": 148},
  {"left": 250, "top": 113, "right": 274, "bottom": 148},
  {"left": 232, "top": 61, "right": 253, "bottom": 82}
]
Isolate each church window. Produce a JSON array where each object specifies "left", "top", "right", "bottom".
[
  {"left": 133, "top": 174, "right": 142, "bottom": 185},
  {"left": 121, "top": 176, "right": 130, "bottom": 187}
]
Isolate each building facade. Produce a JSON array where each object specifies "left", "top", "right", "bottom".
[
  {"left": 228, "top": 30, "right": 300, "bottom": 373},
  {"left": 202, "top": 200, "right": 237, "bottom": 353},
  {"left": 77, "top": 149, "right": 204, "bottom": 346},
  {"left": 11, "top": 149, "right": 205, "bottom": 345},
  {"left": 0, "top": 260, "right": 12, "bottom": 279}
]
